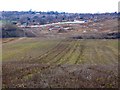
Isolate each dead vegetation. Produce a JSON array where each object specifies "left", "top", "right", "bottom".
[{"left": 2, "top": 38, "right": 118, "bottom": 88}]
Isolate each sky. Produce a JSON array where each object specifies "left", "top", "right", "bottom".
[{"left": 0, "top": 0, "right": 120, "bottom": 13}]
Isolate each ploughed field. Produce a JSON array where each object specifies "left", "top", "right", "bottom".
[{"left": 2, "top": 38, "right": 118, "bottom": 88}]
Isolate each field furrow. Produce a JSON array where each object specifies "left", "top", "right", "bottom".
[{"left": 2, "top": 38, "right": 118, "bottom": 88}]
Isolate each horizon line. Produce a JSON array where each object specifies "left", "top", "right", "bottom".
[{"left": 0, "top": 10, "right": 118, "bottom": 14}]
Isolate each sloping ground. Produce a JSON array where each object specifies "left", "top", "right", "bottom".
[
  {"left": 2, "top": 24, "right": 36, "bottom": 38},
  {"left": 1, "top": 18, "right": 119, "bottom": 39},
  {"left": 2, "top": 24, "right": 25, "bottom": 38},
  {"left": 2, "top": 38, "right": 118, "bottom": 88},
  {"left": 72, "top": 32, "right": 120, "bottom": 39}
]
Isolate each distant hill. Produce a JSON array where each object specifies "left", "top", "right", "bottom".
[{"left": 1, "top": 11, "right": 118, "bottom": 26}]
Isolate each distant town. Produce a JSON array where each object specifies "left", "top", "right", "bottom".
[{"left": 1, "top": 11, "right": 118, "bottom": 26}]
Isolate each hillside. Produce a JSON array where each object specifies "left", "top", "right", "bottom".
[
  {"left": 1, "top": 18, "right": 119, "bottom": 39},
  {"left": 2, "top": 38, "right": 118, "bottom": 88},
  {"left": 1, "top": 11, "right": 119, "bottom": 39},
  {"left": 2, "top": 23, "right": 36, "bottom": 38},
  {"left": 2, "top": 11, "right": 119, "bottom": 88}
]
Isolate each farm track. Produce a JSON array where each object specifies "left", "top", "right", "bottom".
[
  {"left": 91, "top": 45, "right": 101, "bottom": 65},
  {"left": 19, "top": 39, "right": 80, "bottom": 78},
  {"left": 44, "top": 39, "right": 74, "bottom": 64},
  {"left": 11, "top": 39, "right": 86, "bottom": 84},
  {"left": 38, "top": 39, "right": 79, "bottom": 72},
  {"left": 3, "top": 38, "right": 77, "bottom": 86},
  {"left": 75, "top": 40, "right": 86, "bottom": 64},
  {"left": 37, "top": 41, "right": 70, "bottom": 64},
  {"left": 59, "top": 40, "right": 79, "bottom": 64},
  {"left": 3, "top": 39, "right": 87, "bottom": 87},
  {"left": 2, "top": 39, "right": 118, "bottom": 88},
  {"left": 99, "top": 46, "right": 118, "bottom": 65},
  {"left": 28, "top": 38, "right": 72, "bottom": 63}
]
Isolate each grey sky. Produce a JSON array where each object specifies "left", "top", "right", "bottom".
[{"left": 0, "top": 0, "right": 119, "bottom": 13}]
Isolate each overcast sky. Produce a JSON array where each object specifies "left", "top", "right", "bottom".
[{"left": 0, "top": 0, "right": 119, "bottom": 13}]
